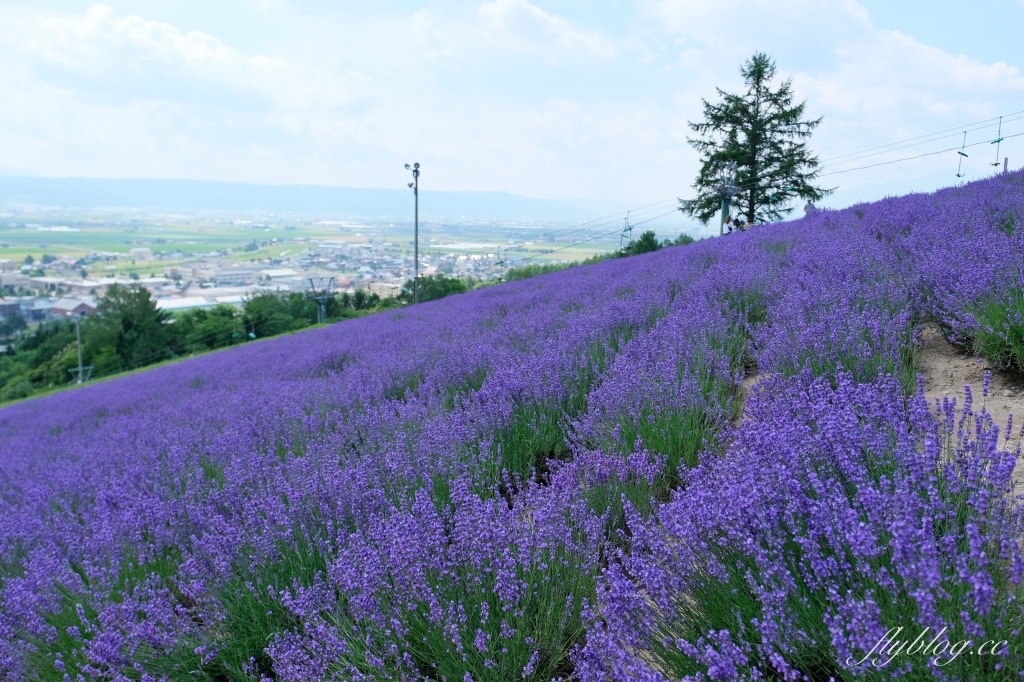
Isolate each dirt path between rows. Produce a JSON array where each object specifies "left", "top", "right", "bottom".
[
  {"left": 733, "top": 326, "right": 1024, "bottom": 491},
  {"left": 916, "top": 324, "right": 1024, "bottom": 491},
  {"left": 732, "top": 371, "right": 762, "bottom": 427}
]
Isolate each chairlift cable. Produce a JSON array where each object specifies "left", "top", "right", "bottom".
[
  {"left": 817, "top": 108, "right": 1024, "bottom": 165},
  {"left": 815, "top": 130, "right": 1024, "bottom": 178},
  {"left": 508, "top": 208, "right": 682, "bottom": 268},
  {"left": 511, "top": 108, "right": 1024, "bottom": 246},
  {"left": 463, "top": 103, "right": 1024, "bottom": 263},
  {"left": 816, "top": 113, "right": 1024, "bottom": 170}
]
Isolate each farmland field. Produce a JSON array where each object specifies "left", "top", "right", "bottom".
[
  {"left": 2, "top": 173, "right": 1024, "bottom": 680},
  {"left": 0, "top": 212, "right": 626, "bottom": 277}
]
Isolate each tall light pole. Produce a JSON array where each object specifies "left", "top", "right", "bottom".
[
  {"left": 716, "top": 161, "right": 737, "bottom": 236},
  {"left": 68, "top": 311, "right": 92, "bottom": 384},
  {"left": 74, "top": 313, "right": 84, "bottom": 384},
  {"left": 405, "top": 162, "right": 420, "bottom": 304}
]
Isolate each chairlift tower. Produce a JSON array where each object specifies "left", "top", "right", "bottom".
[
  {"left": 991, "top": 116, "right": 1005, "bottom": 168},
  {"left": 716, "top": 161, "right": 738, "bottom": 236},
  {"left": 68, "top": 312, "right": 93, "bottom": 384},
  {"left": 405, "top": 163, "right": 421, "bottom": 304},
  {"left": 496, "top": 247, "right": 509, "bottom": 280},
  {"left": 306, "top": 277, "right": 335, "bottom": 324},
  {"left": 621, "top": 211, "right": 633, "bottom": 253},
  {"left": 955, "top": 131, "right": 969, "bottom": 178}
]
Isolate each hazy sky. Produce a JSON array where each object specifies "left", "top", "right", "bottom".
[{"left": 1, "top": 1, "right": 1023, "bottom": 212}]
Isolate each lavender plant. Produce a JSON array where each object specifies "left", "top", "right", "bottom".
[
  {"left": 576, "top": 371, "right": 1024, "bottom": 680},
  {"left": 968, "top": 281, "right": 1024, "bottom": 372},
  {"left": 3, "top": 170, "right": 1024, "bottom": 680}
]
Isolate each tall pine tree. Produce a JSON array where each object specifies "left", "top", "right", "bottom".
[{"left": 679, "top": 53, "right": 831, "bottom": 226}]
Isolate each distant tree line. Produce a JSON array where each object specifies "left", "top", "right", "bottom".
[
  {"left": 397, "top": 274, "right": 470, "bottom": 303},
  {"left": 505, "top": 231, "right": 696, "bottom": 282},
  {"left": 0, "top": 240, "right": 696, "bottom": 402},
  {"left": 505, "top": 262, "right": 574, "bottom": 282},
  {"left": 0, "top": 284, "right": 401, "bottom": 403}
]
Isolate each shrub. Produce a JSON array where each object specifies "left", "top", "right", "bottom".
[
  {"left": 969, "top": 285, "right": 1024, "bottom": 372},
  {"left": 0, "top": 377, "right": 32, "bottom": 401},
  {"left": 576, "top": 372, "right": 1024, "bottom": 680},
  {"left": 505, "top": 262, "right": 574, "bottom": 281}
]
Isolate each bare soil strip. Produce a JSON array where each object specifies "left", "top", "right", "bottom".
[
  {"left": 915, "top": 324, "right": 1024, "bottom": 490},
  {"left": 732, "top": 328, "right": 1024, "bottom": 491},
  {"left": 733, "top": 371, "right": 763, "bottom": 427}
]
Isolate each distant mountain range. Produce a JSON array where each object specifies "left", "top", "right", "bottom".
[{"left": 0, "top": 177, "right": 616, "bottom": 221}]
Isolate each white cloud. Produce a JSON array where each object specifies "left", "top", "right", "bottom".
[
  {"left": 648, "top": 0, "right": 1024, "bottom": 198},
  {"left": 0, "top": 1, "right": 1020, "bottom": 208},
  {"left": 0, "top": 5, "right": 368, "bottom": 111},
  {"left": 477, "top": 0, "right": 619, "bottom": 63}
]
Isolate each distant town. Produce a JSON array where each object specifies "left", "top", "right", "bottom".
[{"left": 0, "top": 210, "right": 650, "bottom": 332}]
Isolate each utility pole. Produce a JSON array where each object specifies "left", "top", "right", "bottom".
[
  {"left": 719, "top": 194, "right": 731, "bottom": 236},
  {"left": 306, "top": 277, "right": 335, "bottom": 324},
  {"left": 68, "top": 312, "right": 92, "bottom": 385},
  {"left": 991, "top": 117, "right": 1004, "bottom": 169},
  {"left": 405, "top": 163, "right": 421, "bottom": 304},
  {"left": 496, "top": 248, "right": 508, "bottom": 280},
  {"left": 716, "top": 161, "right": 737, "bottom": 236},
  {"left": 1005, "top": 158, "right": 1009, "bottom": 174},
  {"left": 75, "top": 313, "right": 83, "bottom": 384}
]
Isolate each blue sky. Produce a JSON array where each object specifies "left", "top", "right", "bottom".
[{"left": 1, "top": 1, "right": 1022, "bottom": 218}]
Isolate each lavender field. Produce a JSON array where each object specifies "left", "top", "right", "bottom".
[{"left": 2, "top": 172, "right": 1024, "bottom": 680}]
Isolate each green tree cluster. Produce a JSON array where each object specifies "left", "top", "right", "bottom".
[
  {"left": 85, "top": 284, "right": 176, "bottom": 373},
  {"left": 621, "top": 230, "right": 662, "bottom": 257},
  {"left": 398, "top": 274, "right": 469, "bottom": 303},
  {"left": 0, "top": 319, "right": 80, "bottom": 401},
  {"left": 338, "top": 289, "right": 382, "bottom": 312},
  {"left": 0, "top": 285, "right": 399, "bottom": 403},
  {"left": 176, "top": 305, "right": 247, "bottom": 352},
  {"left": 619, "top": 231, "right": 697, "bottom": 258},
  {"left": 505, "top": 262, "right": 574, "bottom": 281},
  {"left": 240, "top": 292, "right": 319, "bottom": 337},
  {"left": 503, "top": 233, "right": 697, "bottom": 283},
  {"left": 0, "top": 313, "right": 27, "bottom": 338}
]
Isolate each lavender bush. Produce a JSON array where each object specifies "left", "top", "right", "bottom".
[
  {"left": 2, "top": 171, "right": 1024, "bottom": 680},
  {"left": 576, "top": 371, "right": 1024, "bottom": 680},
  {"left": 968, "top": 280, "right": 1024, "bottom": 373}
]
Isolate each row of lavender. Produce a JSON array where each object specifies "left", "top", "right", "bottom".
[
  {"left": 581, "top": 174, "right": 1024, "bottom": 680},
  {"left": 0, "top": 234, "right": 757, "bottom": 680},
  {"left": 1, "top": 172, "right": 1023, "bottom": 679}
]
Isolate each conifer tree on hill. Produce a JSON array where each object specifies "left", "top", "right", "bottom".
[{"left": 679, "top": 52, "right": 832, "bottom": 226}]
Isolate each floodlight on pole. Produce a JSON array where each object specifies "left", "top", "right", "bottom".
[
  {"left": 716, "top": 161, "right": 737, "bottom": 236},
  {"left": 405, "top": 162, "right": 421, "bottom": 304},
  {"left": 75, "top": 313, "right": 83, "bottom": 384},
  {"left": 68, "top": 312, "right": 93, "bottom": 384}
]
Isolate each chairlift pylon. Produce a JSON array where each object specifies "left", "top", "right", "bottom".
[
  {"left": 991, "top": 116, "right": 1004, "bottom": 167},
  {"left": 956, "top": 131, "right": 968, "bottom": 178}
]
